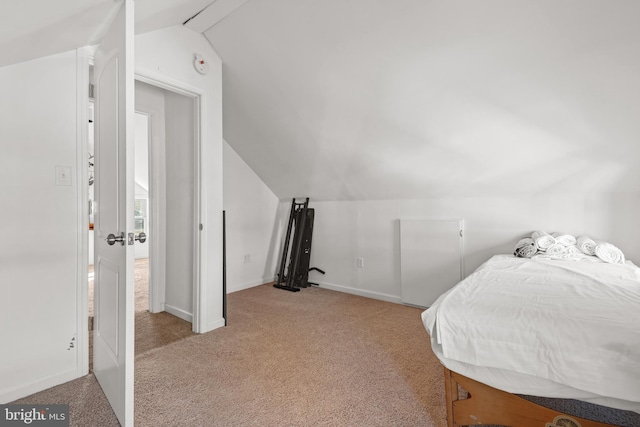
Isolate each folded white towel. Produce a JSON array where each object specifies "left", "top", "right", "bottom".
[
  {"left": 564, "top": 245, "right": 591, "bottom": 261},
  {"left": 536, "top": 244, "right": 589, "bottom": 261},
  {"left": 532, "top": 230, "right": 549, "bottom": 240},
  {"left": 545, "top": 243, "right": 566, "bottom": 257},
  {"left": 565, "top": 245, "right": 583, "bottom": 256},
  {"left": 514, "top": 237, "right": 538, "bottom": 258},
  {"left": 551, "top": 233, "right": 577, "bottom": 247},
  {"left": 594, "top": 242, "right": 625, "bottom": 264},
  {"left": 576, "top": 236, "right": 597, "bottom": 256},
  {"left": 532, "top": 231, "right": 556, "bottom": 252}
]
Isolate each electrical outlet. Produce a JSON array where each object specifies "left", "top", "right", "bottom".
[
  {"left": 356, "top": 257, "right": 364, "bottom": 268},
  {"left": 243, "top": 254, "right": 251, "bottom": 263}
]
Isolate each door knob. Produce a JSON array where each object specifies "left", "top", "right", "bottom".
[
  {"left": 106, "top": 232, "right": 125, "bottom": 246},
  {"left": 135, "top": 232, "right": 147, "bottom": 243}
]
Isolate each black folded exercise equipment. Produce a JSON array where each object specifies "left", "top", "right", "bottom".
[{"left": 274, "top": 198, "right": 324, "bottom": 292}]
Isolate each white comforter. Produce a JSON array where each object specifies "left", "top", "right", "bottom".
[{"left": 422, "top": 255, "right": 640, "bottom": 407}]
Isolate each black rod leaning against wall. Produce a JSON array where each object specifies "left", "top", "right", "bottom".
[
  {"left": 274, "top": 198, "right": 305, "bottom": 292},
  {"left": 275, "top": 199, "right": 297, "bottom": 291},
  {"left": 223, "top": 210, "right": 227, "bottom": 325}
]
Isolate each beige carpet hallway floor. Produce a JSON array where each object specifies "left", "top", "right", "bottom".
[
  {"left": 13, "top": 284, "right": 447, "bottom": 426},
  {"left": 88, "top": 258, "right": 196, "bottom": 367}
]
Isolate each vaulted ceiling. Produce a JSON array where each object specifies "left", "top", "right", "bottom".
[
  {"left": 0, "top": 0, "right": 215, "bottom": 67},
  {"left": 201, "top": 0, "right": 640, "bottom": 200},
  {"left": 3, "top": 0, "right": 640, "bottom": 201}
]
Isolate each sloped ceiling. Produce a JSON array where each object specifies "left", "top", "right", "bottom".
[
  {"left": 3, "top": 0, "right": 639, "bottom": 201},
  {"left": 203, "top": 0, "right": 640, "bottom": 200},
  {"left": 0, "top": 0, "right": 213, "bottom": 67}
]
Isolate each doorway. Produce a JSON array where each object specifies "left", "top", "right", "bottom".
[
  {"left": 87, "top": 77, "right": 200, "bottom": 369},
  {"left": 134, "top": 79, "right": 200, "bottom": 325}
]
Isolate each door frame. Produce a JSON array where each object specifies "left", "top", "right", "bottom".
[
  {"left": 135, "top": 71, "right": 204, "bottom": 333},
  {"left": 76, "top": 47, "right": 92, "bottom": 377},
  {"left": 76, "top": 63, "right": 206, "bottom": 375}
]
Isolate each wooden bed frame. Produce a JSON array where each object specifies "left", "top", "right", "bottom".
[{"left": 444, "top": 368, "right": 619, "bottom": 427}]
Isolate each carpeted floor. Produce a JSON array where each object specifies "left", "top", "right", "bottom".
[
  {"left": 13, "top": 284, "right": 446, "bottom": 426},
  {"left": 89, "top": 258, "right": 196, "bottom": 361}
]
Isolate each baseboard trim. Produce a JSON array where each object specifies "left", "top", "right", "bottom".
[
  {"left": 227, "top": 277, "right": 274, "bottom": 294},
  {"left": 315, "top": 281, "right": 403, "bottom": 304},
  {"left": 0, "top": 367, "right": 79, "bottom": 404},
  {"left": 164, "top": 304, "right": 193, "bottom": 323},
  {"left": 228, "top": 278, "right": 402, "bottom": 305},
  {"left": 206, "top": 317, "right": 226, "bottom": 333}
]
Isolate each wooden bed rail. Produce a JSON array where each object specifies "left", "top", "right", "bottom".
[{"left": 444, "top": 368, "right": 619, "bottom": 427}]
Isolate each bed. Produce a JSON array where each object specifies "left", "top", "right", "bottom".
[{"left": 421, "top": 253, "right": 640, "bottom": 426}]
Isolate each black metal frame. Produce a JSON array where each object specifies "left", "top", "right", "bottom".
[{"left": 274, "top": 198, "right": 324, "bottom": 292}]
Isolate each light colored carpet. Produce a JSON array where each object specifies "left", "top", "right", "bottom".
[
  {"left": 89, "top": 258, "right": 195, "bottom": 362},
  {"left": 14, "top": 284, "right": 446, "bottom": 426}
]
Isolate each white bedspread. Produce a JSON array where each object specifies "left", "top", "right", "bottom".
[{"left": 422, "top": 255, "right": 640, "bottom": 409}]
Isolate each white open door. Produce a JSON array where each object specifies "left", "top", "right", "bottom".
[{"left": 93, "top": 0, "right": 135, "bottom": 425}]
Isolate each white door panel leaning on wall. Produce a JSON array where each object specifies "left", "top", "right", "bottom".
[{"left": 400, "top": 218, "right": 464, "bottom": 308}]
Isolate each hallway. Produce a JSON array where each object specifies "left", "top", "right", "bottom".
[{"left": 88, "top": 258, "right": 195, "bottom": 364}]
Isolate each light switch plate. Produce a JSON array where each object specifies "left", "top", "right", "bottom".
[{"left": 56, "top": 165, "right": 72, "bottom": 186}]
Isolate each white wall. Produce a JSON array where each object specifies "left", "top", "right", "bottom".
[
  {"left": 0, "top": 23, "right": 224, "bottom": 403},
  {"left": 0, "top": 50, "right": 84, "bottom": 402},
  {"left": 134, "top": 113, "right": 150, "bottom": 260},
  {"left": 136, "top": 25, "right": 224, "bottom": 332},
  {"left": 223, "top": 141, "right": 281, "bottom": 292},
  {"left": 304, "top": 193, "right": 640, "bottom": 303},
  {"left": 135, "top": 81, "right": 166, "bottom": 269},
  {"left": 164, "top": 91, "right": 195, "bottom": 317},
  {"left": 134, "top": 182, "right": 149, "bottom": 259},
  {"left": 134, "top": 113, "right": 150, "bottom": 193},
  {"left": 206, "top": 0, "right": 640, "bottom": 306}
]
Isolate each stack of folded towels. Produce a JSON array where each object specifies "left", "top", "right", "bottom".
[{"left": 513, "top": 231, "right": 626, "bottom": 264}]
